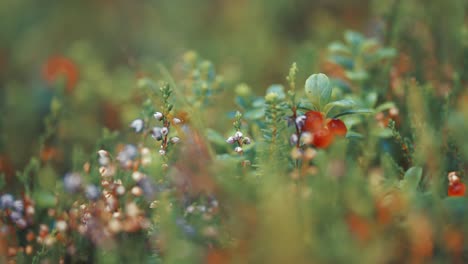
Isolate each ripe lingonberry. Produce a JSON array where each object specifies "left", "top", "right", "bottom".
[
  {"left": 448, "top": 182, "right": 466, "bottom": 197},
  {"left": 303, "top": 111, "right": 347, "bottom": 148},
  {"left": 327, "top": 118, "right": 347, "bottom": 136},
  {"left": 313, "top": 128, "right": 333, "bottom": 148},
  {"left": 303, "top": 111, "right": 324, "bottom": 132}
]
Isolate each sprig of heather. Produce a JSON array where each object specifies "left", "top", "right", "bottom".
[
  {"left": 151, "top": 82, "right": 181, "bottom": 156},
  {"left": 225, "top": 111, "right": 252, "bottom": 155},
  {"left": 130, "top": 81, "right": 181, "bottom": 158}
]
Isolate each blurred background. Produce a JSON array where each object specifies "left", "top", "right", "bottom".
[{"left": 0, "top": 0, "right": 466, "bottom": 179}]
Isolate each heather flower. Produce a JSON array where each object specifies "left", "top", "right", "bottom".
[
  {"left": 132, "top": 171, "right": 145, "bottom": 182},
  {"left": 234, "top": 131, "right": 243, "bottom": 140},
  {"left": 16, "top": 218, "right": 27, "bottom": 229},
  {"left": 290, "top": 134, "right": 299, "bottom": 146},
  {"left": 138, "top": 177, "right": 156, "bottom": 200},
  {"left": 85, "top": 185, "right": 100, "bottom": 201},
  {"left": 161, "top": 126, "right": 169, "bottom": 136},
  {"left": 130, "top": 119, "right": 144, "bottom": 133},
  {"left": 295, "top": 115, "right": 306, "bottom": 131},
  {"left": 0, "top": 194, "right": 14, "bottom": 209},
  {"left": 98, "top": 149, "right": 110, "bottom": 166},
  {"left": 151, "top": 127, "right": 163, "bottom": 141},
  {"left": 153, "top": 112, "right": 163, "bottom": 120},
  {"left": 13, "top": 200, "right": 24, "bottom": 212},
  {"left": 234, "top": 146, "right": 243, "bottom": 154},
  {"left": 172, "top": 117, "right": 182, "bottom": 124},
  {"left": 10, "top": 211, "right": 22, "bottom": 222},
  {"left": 63, "top": 172, "right": 82, "bottom": 193},
  {"left": 116, "top": 144, "right": 138, "bottom": 166},
  {"left": 226, "top": 136, "right": 235, "bottom": 144}
]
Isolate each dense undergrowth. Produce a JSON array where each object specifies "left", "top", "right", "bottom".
[{"left": 0, "top": 1, "right": 467, "bottom": 263}]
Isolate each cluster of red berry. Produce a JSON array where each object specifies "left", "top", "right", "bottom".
[
  {"left": 448, "top": 172, "right": 466, "bottom": 197},
  {"left": 302, "top": 111, "right": 347, "bottom": 148}
]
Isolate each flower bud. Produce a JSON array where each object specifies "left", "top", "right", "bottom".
[
  {"left": 153, "top": 112, "right": 163, "bottom": 120},
  {"left": 97, "top": 150, "right": 108, "bottom": 158},
  {"left": 130, "top": 119, "right": 144, "bottom": 133},
  {"left": 172, "top": 118, "right": 182, "bottom": 124},
  {"left": 1, "top": 194, "right": 14, "bottom": 209},
  {"left": 234, "top": 131, "right": 243, "bottom": 140},
  {"left": 56, "top": 220, "right": 67, "bottom": 232},
  {"left": 13, "top": 200, "right": 24, "bottom": 212},
  {"left": 116, "top": 185, "right": 126, "bottom": 196},
  {"left": 151, "top": 127, "right": 163, "bottom": 141},
  {"left": 389, "top": 107, "right": 399, "bottom": 117},
  {"left": 290, "top": 134, "right": 298, "bottom": 146},
  {"left": 161, "top": 127, "right": 169, "bottom": 136},
  {"left": 291, "top": 147, "right": 302, "bottom": 160},
  {"left": 234, "top": 146, "right": 243, "bottom": 154},
  {"left": 63, "top": 173, "right": 82, "bottom": 193},
  {"left": 226, "top": 136, "right": 235, "bottom": 144},
  {"left": 131, "top": 186, "right": 143, "bottom": 197},
  {"left": 170, "top": 137, "right": 180, "bottom": 144},
  {"left": 301, "top": 132, "right": 313, "bottom": 145},
  {"left": 10, "top": 211, "right": 22, "bottom": 222},
  {"left": 132, "top": 171, "right": 145, "bottom": 182},
  {"left": 242, "top": 137, "right": 251, "bottom": 145},
  {"left": 159, "top": 149, "right": 166, "bottom": 156},
  {"left": 296, "top": 115, "right": 306, "bottom": 129},
  {"left": 85, "top": 185, "right": 100, "bottom": 201},
  {"left": 16, "top": 218, "right": 27, "bottom": 229}
]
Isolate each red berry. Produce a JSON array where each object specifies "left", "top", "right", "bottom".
[
  {"left": 313, "top": 128, "right": 334, "bottom": 148},
  {"left": 448, "top": 182, "right": 466, "bottom": 197},
  {"left": 303, "top": 111, "right": 324, "bottom": 133},
  {"left": 327, "top": 118, "right": 347, "bottom": 136},
  {"left": 42, "top": 56, "right": 79, "bottom": 93}
]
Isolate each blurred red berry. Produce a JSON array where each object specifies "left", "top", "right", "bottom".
[
  {"left": 313, "top": 128, "right": 333, "bottom": 148},
  {"left": 327, "top": 118, "right": 347, "bottom": 136},
  {"left": 42, "top": 56, "right": 79, "bottom": 93},
  {"left": 448, "top": 182, "right": 466, "bottom": 197},
  {"left": 303, "top": 111, "right": 324, "bottom": 133}
]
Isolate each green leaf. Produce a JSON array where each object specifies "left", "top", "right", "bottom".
[
  {"left": 401, "top": 166, "right": 423, "bottom": 191},
  {"left": 333, "top": 109, "right": 373, "bottom": 119},
  {"left": 266, "top": 84, "right": 286, "bottom": 100},
  {"left": 33, "top": 190, "right": 57, "bottom": 208},
  {"left": 443, "top": 197, "right": 468, "bottom": 218},
  {"left": 297, "top": 100, "right": 316, "bottom": 112},
  {"left": 37, "top": 165, "right": 58, "bottom": 191},
  {"left": 323, "top": 99, "right": 357, "bottom": 116},
  {"left": 244, "top": 108, "right": 264, "bottom": 120},
  {"left": 137, "top": 77, "right": 157, "bottom": 90},
  {"left": 372, "top": 128, "right": 393, "bottom": 138},
  {"left": 365, "top": 92, "right": 378, "bottom": 108},
  {"left": 345, "top": 131, "right": 364, "bottom": 139},
  {"left": 328, "top": 42, "right": 351, "bottom": 54},
  {"left": 361, "top": 39, "right": 379, "bottom": 52},
  {"left": 375, "top": 102, "right": 396, "bottom": 112},
  {"left": 205, "top": 129, "right": 228, "bottom": 148},
  {"left": 0, "top": 174, "right": 5, "bottom": 190},
  {"left": 305, "top": 73, "right": 332, "bottom": 110},
  {"left": 345, "top": 70, "right": 368, "bottom": 81},
  {"left": 344, "top": 31, "right": 364, "bottom": 47},
  {"left": 329, "top": 55, "right": 354, "bottom": 69},
  {"left": 375, "top": 48, "right": 397, "bottom": 59}
]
